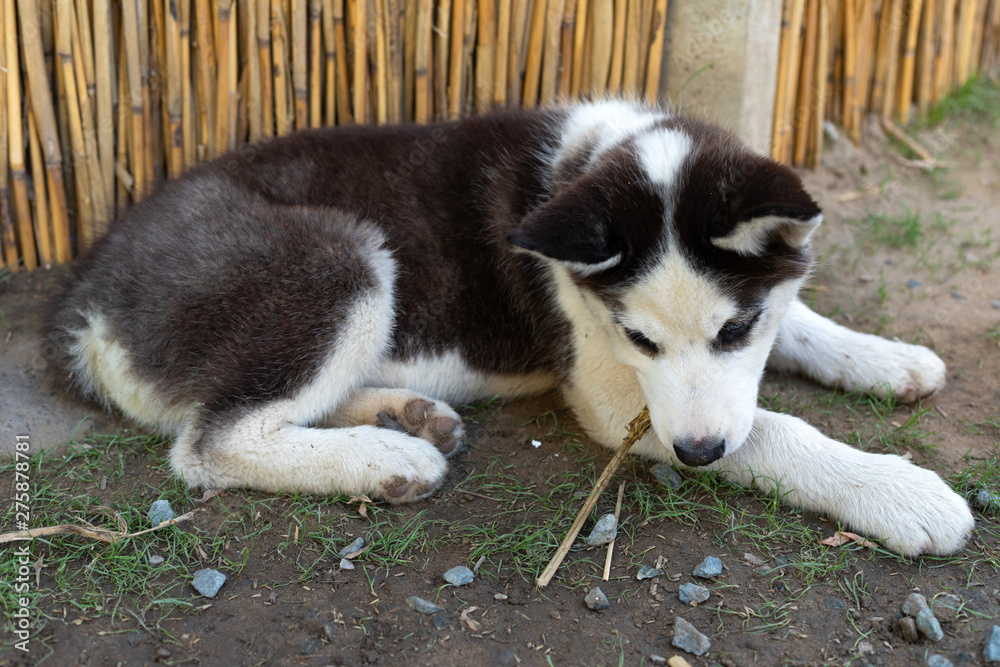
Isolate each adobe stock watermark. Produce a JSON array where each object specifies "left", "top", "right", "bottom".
[{"left": 10, "top": 434, "right": 32, "bottom": 653}]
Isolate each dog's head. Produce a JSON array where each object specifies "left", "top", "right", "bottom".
[{"left": 510, "top": 103, "right": 821, "bottom": 466}]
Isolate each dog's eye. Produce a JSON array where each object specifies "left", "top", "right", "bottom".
[
  {"left": 714, "top": 311, "right": 761, "bottom": 351},
  {"left": 624, "top": 328, "right": 660, "bottom": 356}
]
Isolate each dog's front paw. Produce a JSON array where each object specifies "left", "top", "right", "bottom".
[
  {"left": 839, "top": 338, "right": 946, "bottom": 403},
  {"left": 379, "top": 398, "right": 465, "bottom": 457},
  {"left": 848, "top": 458, "right": 973, "bottom": 557}
]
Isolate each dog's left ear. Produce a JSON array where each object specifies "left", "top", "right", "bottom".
[
  {"left": 711, "top": 207, "right": 822, "bottom": 256},
  {"left": 710, "top": 161, "right": 822, "bottom": 256},
  {"left": 508, "top": 180, "right": 622, "bottom": 275}
]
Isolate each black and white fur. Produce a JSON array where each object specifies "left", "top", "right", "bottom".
[{"left": 44, "top": 101, "right": 973, "bottom": 557}]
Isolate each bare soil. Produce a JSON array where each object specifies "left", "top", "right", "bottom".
[{"left": 1, "top": 117, "right": 998, "bottom": 667}]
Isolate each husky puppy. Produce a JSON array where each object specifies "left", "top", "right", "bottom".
[{"left": 44, "top": 101, "right": 973, "bottom": 556}]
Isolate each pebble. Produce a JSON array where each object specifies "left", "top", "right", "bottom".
[
  {"left": 339, "top": 537, "right": 365, "bottom": 559},
  {"left": 907, "top": 279, "right": 922, "bottom": 289},
  {"left": 743, "top": 553, "right": 766, "bottom": 566},
  {"left": 672, "top": 617, "right": 711, "bottom": 656},
  {"left": 950, "top": 289, "right": 966, "bottom": 300},
  {"left": 443, "top": 566, "right": 474, "bottom": 586},
  {"left": 432, "top": 615, "right": 448, "bottom": 630},
  {"left": 406, "top": 596, "right": 443, "bottom": 615},
  {"left": 637, "top": 565, "right": 663, "bottom": 580},
  {"left": 823, "top": 121, "right": 840, "bottom": 141},
  {"left": 667, "top": 658, "right": 692, "bottom": 667},
  {"left": 692, "top": 556, "right": 722, "bottom": 579},
  {"left": 295, "top": 639, "right": 320, "bottom": 656},
  {"left": 494, "top": 593, "right": 508, "bottom": 601},
  {"left": 323, "top": 622, "right": 337, "bottom": 641},
  {"left": 895, "top": 617, "right": 919, "bottom": 643},
  {"left": 339, "top": 558, "right": 355, "bottom": 570},
  {"left": 648, "top": 656, "right": 666, "bottom": 665},
  {"left": 678, "top": 583, "right": 710, "bottom": 605},
  {"left": 991, "top": 300, "right": 1000, "bottom": 310},
  {"left": 859, "top": 274, "right": 874, "bottom": 283},
  {"left": 584, "top": 587, "right": 610, "bottom": 611},
  {"left": 148, "top": 500, "right": 174, "bottom": 527},
  {"left": 926, "top": 655, "right": 954, "bottom": 667},
  {"left": 585, "top": 514, "right": 617, "bottom": 546},
  {"left": 984, "top": 625, "right": 1000, "bottom": 662},
  {"left": 975, "top": 489, "right": 999, "bottom": 512},
  {"left": 916, "top": 608, "right": 944, "bottom": 642},
  {"left": 651, "top": 463, "right": 683, "bottom": 491},
  {"left": 932, "top": 593, "right": 962, "bottom": 622},
  {"left": 191, "top": 569, "right": 227, "bottom": 598},
  {"left": 903, "top": 592, "right": 929, "bottom": 617},
  {"left": 149, "top": 555, "right": 165, "bottom": 566}
]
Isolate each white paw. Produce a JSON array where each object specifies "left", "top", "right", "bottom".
[
  {"left": 369, "top": 430, "right": 449, "bottom": 503},
  {"left": 843, "top": 457, "right": 973, "bottom": 557},
  {"left": 835, "top": 337, "right": 946, "bottom": 402}
]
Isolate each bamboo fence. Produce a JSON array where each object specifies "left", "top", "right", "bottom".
[
  {"left": 0, "top": 0, "right": 670, "bottom": 271},
  {"left": 772, "top": 0, "right": 1000, "bottom": 167},
  {"left": 0, "top": 0, "right": 997, "bottom": 272}
]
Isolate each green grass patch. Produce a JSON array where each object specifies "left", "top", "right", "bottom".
[{"left": 925, "top": 74, "right": 1000, "bottom": 128}]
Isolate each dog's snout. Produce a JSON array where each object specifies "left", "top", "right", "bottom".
[{"left": 673, "top": 436, "right": 726, "bottom": 467}]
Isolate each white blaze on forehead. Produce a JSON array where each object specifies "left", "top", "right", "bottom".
[
  {"left": 619, "top": 248, "right": 737, "bottom": 344},
  {"left": 560, "top": 101, "right": 662, "bottom": 166},
  {"left": 636, "top": 128, "right": 693, "bottom": 188}
]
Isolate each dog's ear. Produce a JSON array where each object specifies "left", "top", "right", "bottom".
[
  {"left": 711, "top": 207, "right": 822, "bottom": 256},
  {"left": 710, "top": 160, "right": 822, "bottom": 256},
  {"left": 508, "top": 182, "right": 623, "bottom": 275}
]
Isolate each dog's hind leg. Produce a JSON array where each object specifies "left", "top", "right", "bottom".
[
  {"left": 710, "top": 408, "right": 974, "bottom": 556},
  {"left": 168, "top": 293, "right": 449, "bottom": 502},
  {"left": 768, "top": 300, "right": 946, "bottom": 401},
  {"left": 323, "top": 388, "right": 465, "bottom": 457}
]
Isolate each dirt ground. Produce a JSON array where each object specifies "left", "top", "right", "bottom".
[{"left": 1, "top": 110, "right": 999, "bottom": 667}]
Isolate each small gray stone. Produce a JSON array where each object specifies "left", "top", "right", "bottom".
[
  {"left": 636, "top": 565, "right": 663, "bottom": 580},
  {"left": 907, "top": 279, "right": 922, "bottom": 289},
  {"left": 932, "top": 593, "right": 962, "bottom": 622},
  {"left": 984, "top": 625, "right": 1000, "bottom": 662},
  {"left": 903, "top": 592, "right": 929, "bottom": 617},
  {"left": 823, "top": 121, "right": 840, "bottom": 141},
  {"left": 950, "top": 289, "right": 966, "bottom": 300},
  {"left": 975, "top": 489, "right": 999, "bottom": 512},
  {"left": 916, "top": 608, "right": 944, "bottom": 642},
  {"left": 295, "top": 639, "right": 320, "bottom": 655},
  {"left": 651, "top": 463, "right": 683, "bottom": 491},
  {"left": 648, "top": 655, "right": 667, "bottom": 664},
  {"left": 585, "top": 514, "right": 617, "bottom": 546},
  {"left": 149, "top": 555, "right": 165, "bottom": 566},
  {"left": 692, "top": 556, "right": 722, "bottom": 579},
  {"left": 148, "top": 500, "right": 174, "bottom": 527},
  {"left": 584, "top": 587, "right": 610, "bottom": 611},
  {"left": 895, "top": 617, "right": 919, "bottom": 643},
  {"left": 494, "top": 593, "right": 508, "bottom": 601},
  {"left": 339, "top": 558, "right": 355, "bottom": 570},
  {"left": 926, "top": 655, "right": 954, "bottom": 667},
  {"left": 443, "top": 566, "right": 474, "bottom": 586},
  {"left": 323, "top": 622, "right": 337, "bottom": 641},
  {"left": 990, "top": 300, "right": 1000, "bottom": 310},
  {"left": 432, "top": 614, "right": 448, "bottom": 630},
  {"left": 191, "top": 569, "right": 226, "bottom": 598},
  {"left": 678, "top": 583, "right": 710, "bottom": 605},
  {"left": 406, "top": 596, "right": 443, "bottom": 615},
  {"left": 672, "top": 617, "right": 711, "bottom": 656},
  {"left": 339, "top": 537, "right": 365, "bottom": 559}
]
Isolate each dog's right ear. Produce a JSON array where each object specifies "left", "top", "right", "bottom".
[{"left": 507, "top": 182, "right": 623, "bottom": 276}]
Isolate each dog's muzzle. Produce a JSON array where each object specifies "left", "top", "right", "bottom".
[{"left": 673, "top": 436, "right": 726, "bottom": 467}]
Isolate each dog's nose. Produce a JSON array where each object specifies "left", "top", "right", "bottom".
[{"left": 672, "top": 436, "right": 726, "bottom": 467}]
